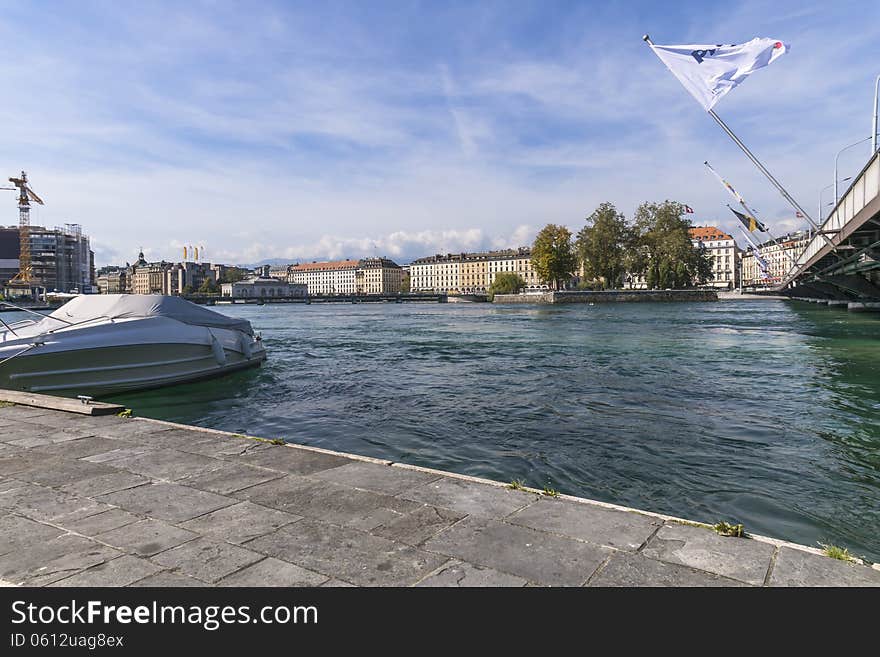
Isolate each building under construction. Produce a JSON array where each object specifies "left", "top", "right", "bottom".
[{"left": 0, "top": 223, "right": 95, "bottom": 294}]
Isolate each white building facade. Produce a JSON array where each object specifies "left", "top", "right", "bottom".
[
  {"left": 288, "top": 260, "right": 358, "bottom": 295},
  {"left": 221, "top": 277, "right": 306, "bottom": 299}
]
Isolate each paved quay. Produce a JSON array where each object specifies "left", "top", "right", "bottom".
[{"left": 2, "top": 402, "right": 879, "bottom": 587}]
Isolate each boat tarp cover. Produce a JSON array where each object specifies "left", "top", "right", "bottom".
[{"left": 48, "top": 295, "right": 254, "bottom": 335}]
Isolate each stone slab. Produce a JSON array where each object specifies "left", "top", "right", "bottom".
[
  {"left": 6, "top": 484, "right": 110, "bottom": 523},
  {"left": 588, "top": 551, "right": 748, "bottom": 587},
  {"left": 416, "top": 560, "right": 528, "bottom": 587},
  {"left": 312, "top": 461, "right": 439, "bottom": 495},
  {"left": 50, "top": 555, "right": 165, "bottom": 587},
  {"left": 0, "top": 514, "right": 66, "bottom": 556},
  {"left": 109, "top": 449, "right": 225, "bottom": 482},
  {"left": 182, "top": 462, "right": 285, "bottom": 495},
  {"left": 96, "top": 519, "right": 200, "bottom": 557},
  {"left": 236, "top": 444, "right": 351, "bottom": 475},
  {"left": 61, "top": 508, "right": 142, "bottom": 536},
  {"left": 371, "top": 505, "right": 465, "bottom": 546},
  {"left": 97, "top": 483, "right": 236, "bottom": 522},
  {"left": 180, "top": 501, "right": 301, "bottom": 545},
  {"left": 16, "top": 458, "right": 118, "bottom": 488},
  {"left": 151, "top": 537, "right": 264, "bottom": 583},
  {"left": 641, "top": 523, "right": 775, "bottom": 586},
  {"left": 424, "top": 517, "right": 610, "bottom": 586},
  {"left": 245, "top": 519, "right": 448, "bottom": 586},
  {"left": 0, "top": 534, "right": 121, "bottom": 586},
  {"left": 33, "top": 436, "right": 129, "bottom": 459},
  {"left": 217, "top": 557, "right": 328, "bottom": 587},
  {"left": 508, "top": 499, "right": 661, "bottom": 550},
  {"left": 769, "top": 547, "right": 880, "bottom": 587},
  {"left": 129, "top": 571, "right": 206, "bottom": 587},
  {"left": 58, "top": 471, "right": 151, "bottom": 498},
  {"left": 400, "top": 477, "right": 537, "bottom": 519}
]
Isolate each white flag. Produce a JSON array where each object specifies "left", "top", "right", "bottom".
[{"left": 650, "top": 38, "right": 789, "bottom": 111}]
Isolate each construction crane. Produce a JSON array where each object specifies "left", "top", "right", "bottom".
[{"left": 1, "top": 171, "right": 44, "bottom": 285}]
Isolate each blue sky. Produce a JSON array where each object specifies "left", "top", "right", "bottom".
[{"left": 1, "top": 0, "right": 878, "bottom": 266}]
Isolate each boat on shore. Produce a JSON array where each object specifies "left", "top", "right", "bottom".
[{"left": 0, "top": 294, "right": 265, "bottom": 397}]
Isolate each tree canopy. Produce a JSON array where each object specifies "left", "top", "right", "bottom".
[
  {"left": 576, "top": 202, "right": 629, "bottom": 290},
  {"left": 488, "top": 272, "right": 526, "bottom": 299},
  {"left": 532, "top": 224, "right": 577, "bottom": 290},
  {"left": 629, "top": 201, "right": 713, "bottom": 289}
]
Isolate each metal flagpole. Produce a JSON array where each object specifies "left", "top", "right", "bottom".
[
  {"left": 735, "top": 223, "right": 771, "bottom": 289},
  {"left": 642, "top": 34, "right": 840, "bottom": 259}
]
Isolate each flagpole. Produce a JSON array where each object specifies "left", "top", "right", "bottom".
[{"left": 642, "top": 34, "right": 840, "bottom": 261}]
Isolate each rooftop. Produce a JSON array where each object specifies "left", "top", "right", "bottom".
[
  {"left": 689, "top": 226, "right": 733, "bottom": 241},
  {"left": 289, "top": 259, "right": 359, "bottom": 272}
]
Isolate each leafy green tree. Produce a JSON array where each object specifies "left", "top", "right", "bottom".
[
  {"left": 219, "top": 268, "right": 247, "bottom": 284},
  {"left": 488, "top": 272, "right": 526, "bottom": 299},
  {"left": 576, "top": 202, "right": 629, "bottom": 289},
  {"left": 198, "top": 278, "right": 218, "bottom": 294},
  {"left": 182, "top": 285, "right": 194, "bottom": 296},
  {"left": 629, "top": 201, "right": 713, "bottom": 289},
  {"left": 531, "top": 224, "right": 577, "bottom": 290},
  {"left": 400, "top": 274, "right": 410, "bottom": 293}
]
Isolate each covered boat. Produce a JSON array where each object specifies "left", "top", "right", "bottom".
[{"left": 0, "top": 294, "right": 266, "bottom": 396}]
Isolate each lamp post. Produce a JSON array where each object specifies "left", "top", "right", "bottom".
[
  {"left": 819, "top": 177, "right": 851, "bottom": 222},
  {"left": 835, "top": 136, "right": 873, "bottom": 203},
  {"left": 873, "top": 74, "right": 879, "bottom": 155}
]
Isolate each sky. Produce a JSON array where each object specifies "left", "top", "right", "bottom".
[{"left": 0, "top": 0, "right": 878, "bottom": 267}]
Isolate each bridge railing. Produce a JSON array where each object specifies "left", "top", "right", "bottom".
[{"left": 782, "top": 148, "right": 880, "bottom": 285}]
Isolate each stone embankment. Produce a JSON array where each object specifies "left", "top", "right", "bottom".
[
  {"left": 2, "top": 396, "right": 879, "bottom": 586},
  {"left": 494, "top": 290, "right": 717, "bottom": 304}
]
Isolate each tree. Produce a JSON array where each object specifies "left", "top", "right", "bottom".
[
  {"left": 219, "top": 268, "right": 247, "bottom": 284},
  {"left": 576, "top": 202, "right": 629, "bottom": 289},
  {"left": 198, "top": 278, "right": 218, "bottom": 294},
  {"left": 629, "top": 201, "right": 713, "bottom": 289},
  {"left": 182, "top": 285, "right": 194, "bottom": 296},
  {"left": 400, "top": 274, "right": 410, "bottom": 293},
  {"left": 531, "top": 224, "right": 577, "bottom": 290},
  {"left": 488, "top": 272, "right": 525, "bottom": 299}
]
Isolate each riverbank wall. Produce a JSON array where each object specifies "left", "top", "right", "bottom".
[{"left": 493, "top": 289, "right": 718, "bottom": 304}]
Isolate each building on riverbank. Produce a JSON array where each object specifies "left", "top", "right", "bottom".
[
  {"left": 356, "top": 257, "right": 404, "bottom": 294},
  {"left": 95, "top": 267, "right": 127, "bottom": 294},
  {"left": 410, "top": 248, "right": 540, "bottom": 293},
  {"left": 741, "top": 230, "right": 810, "bottom": 288},
  {"left": 623, "top": 226, "right": 740, "bottom": 290},
  {"left": 0, "top": 224, "right": 95, "bottom": 292},
  {"left": 221, "top": 276, "right": 306, "bottom": 299},
  {"left": 288, "top": 259, "right": 359, "bottom": 295},
  {"left": 689, "top": 226, "right": 740, "bottom": 290}
]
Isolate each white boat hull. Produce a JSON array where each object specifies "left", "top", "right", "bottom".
[{"left": 0, "top": 315, "right": 266, "bottom": 397}]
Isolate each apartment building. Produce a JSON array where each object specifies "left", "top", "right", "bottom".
[
  {"left": 689, "top": 226, "right": 741, "bottom": 289},
  {"left": 355, "top": 257, "right": 404, "bottom": 294},
  {"left": 410, "top": 248, "right": 539, "bottom": 293},
  {"left": 0, "top": 224, "right": 95, "bottom": 292},
  {"left": 740, "top": 231, "right": 810, "bottom": 287},
  {"left": 288, "top": 259, "right": 359, "bottom": 295}
]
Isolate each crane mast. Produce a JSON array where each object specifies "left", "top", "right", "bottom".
[{"left": 3, "top": 171, "right": 44, "bottom": 287}]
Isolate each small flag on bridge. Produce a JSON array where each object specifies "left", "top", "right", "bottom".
[
  {"left": 684, "top": 205, "right": 694, "bottom": 214},
  {"left": 795, "top": 211, "right": 804, "bottom": 218},
  {"left": 729, "top": 206, "right": 767, "bottom": 232}
]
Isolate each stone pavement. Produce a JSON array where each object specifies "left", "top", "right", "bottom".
[{"left": 1, "top": 403, "right": 879, "bottom": 587}]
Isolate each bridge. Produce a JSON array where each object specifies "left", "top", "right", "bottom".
[{"left": 780, "top": 148, "right": 880, "bottom": 305}]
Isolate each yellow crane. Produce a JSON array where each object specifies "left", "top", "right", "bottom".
[{"left": 1, "top": 171, "right": 44, "bottom": 285}]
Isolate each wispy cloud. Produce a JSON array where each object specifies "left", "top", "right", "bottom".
[{"left": 0, "top": 1, "right": 877, "bottom": 265}]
